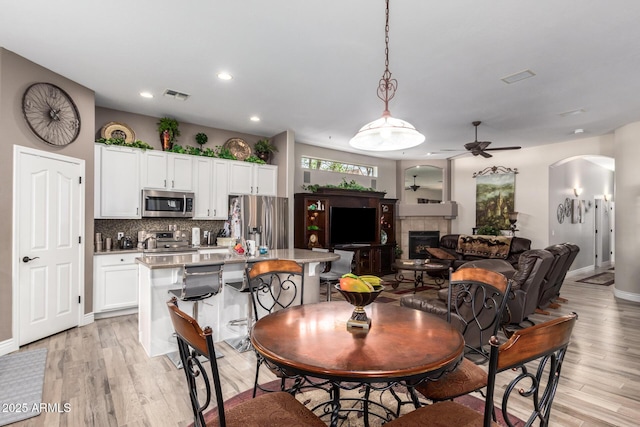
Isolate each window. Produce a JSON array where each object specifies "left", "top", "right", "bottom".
[{"left": 301, "top": 157, "right": 377, "bottom": 177}]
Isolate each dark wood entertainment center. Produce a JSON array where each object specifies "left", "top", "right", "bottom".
[{"left": 294, "top": 190, "right": 397, "bottom": 275}]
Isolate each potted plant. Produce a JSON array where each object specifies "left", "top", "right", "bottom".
[
  {"left": 475, "top": 224, "right": 501, "bottom": 236},
  {"left": 157, "top": 117, "right": 180, "bottom": 151},
  {"left": 254, "top": 138, "right": 278, "bottom": 163},
  {"left": 195, "top": 132, "right": 208, "bottom": 149}
]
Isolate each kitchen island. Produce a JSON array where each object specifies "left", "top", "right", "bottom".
[{"left": 136, "top": 248, "right": 340, "bottom": 358}]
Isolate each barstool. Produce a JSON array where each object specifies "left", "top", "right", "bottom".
[
  {"left": 313, "top": 248, "right": 354, "bottom": 301},
  {"left": 224, "top": 277, "right": 254, "bottom": 353},
  {"left": 167, "top": 263, "right": 223, "bottom": 368}
]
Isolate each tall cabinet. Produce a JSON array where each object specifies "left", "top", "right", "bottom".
[{"left": 294, "top": 191, "right": 397, "bottom": 275}]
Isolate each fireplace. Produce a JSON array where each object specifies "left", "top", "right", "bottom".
[{"left": 409, "top": 231, "right": 440, "bottom": 259}]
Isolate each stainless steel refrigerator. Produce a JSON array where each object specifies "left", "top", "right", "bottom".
[{"left": 228, "top": 195, "right": 289, "bottom": 249}]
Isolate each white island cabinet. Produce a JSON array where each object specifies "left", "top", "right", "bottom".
[
  {"left": 136, "top": 249, "right": 339, "bottom": 358},
  {"left": 94, "top": 252, "right": 141, "bottom": 317}
]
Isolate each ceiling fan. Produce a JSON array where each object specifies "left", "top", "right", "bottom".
[{"left": 464, "top": 121, "right": 521, "bottom": 158}]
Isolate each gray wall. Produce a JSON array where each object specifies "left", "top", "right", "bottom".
[
  {"left": 549, "top": 157, "right": 614, "bottom": 270},
  {"left": 0, "top": 48, "right": 96, "bottom": 341}
]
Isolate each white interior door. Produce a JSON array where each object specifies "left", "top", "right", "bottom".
[{"left": 15, "top": 147, "right": 84, "bottom": 346}]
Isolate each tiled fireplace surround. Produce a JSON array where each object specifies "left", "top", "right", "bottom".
[{"left": 397, "top": 216, "right": 451, "bottom": 259}]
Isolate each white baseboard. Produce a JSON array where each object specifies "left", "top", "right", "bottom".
[
  {"left": 566, "top": 265, "right": 595, "bottom": 278},
  {"left": 0, "top": 338, "right": 18, "bottom": 357},
  {"left": 613, "top": 287, "right": 640, "bottom": 303},
  {"left": 94, "top": 307, "right": 138, "bottom": 320},
  {"left": 81, "top": 312, "right": 95, "bottom": 326}
]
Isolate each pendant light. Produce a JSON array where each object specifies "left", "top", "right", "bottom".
[
  {"left": 349, "top": 0, "right": 425, "bottom": 151},
  {"left": 410, "top": 175, "right": 420, "bottom": 191}
]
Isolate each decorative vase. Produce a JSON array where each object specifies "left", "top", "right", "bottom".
[
  {"left": 256, "top": 151, "right": 270, "bottom": 163},
  {"left": 160, "top": 130, "right": 172, "bottom": 151}
]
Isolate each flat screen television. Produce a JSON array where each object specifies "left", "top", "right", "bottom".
[{"left": 330, "top": 207, "right": 377, "bottom": 245}]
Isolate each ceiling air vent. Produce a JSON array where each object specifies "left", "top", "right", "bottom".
[{"left": 163, "top": 89, "right": 190, "bottom": 101}]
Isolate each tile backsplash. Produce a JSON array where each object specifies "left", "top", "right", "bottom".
[{"left": 95, "top": 219, "right": 226, "bottom": 249}]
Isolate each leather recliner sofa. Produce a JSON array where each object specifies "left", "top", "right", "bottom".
[
  {"left": 537, "top": 243, "right": 580, "bottom": 313},
  {"left": 428, "top": 234, "right": 532, "bottom": 270},
  {"left": 454, "top": 249, "right": 555, "bottom": 326}
]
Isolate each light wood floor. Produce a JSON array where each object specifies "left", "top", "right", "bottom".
[{"left": 9, "top": 266, "right": 640, "bottom": 426}]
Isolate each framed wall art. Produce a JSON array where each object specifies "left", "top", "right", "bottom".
[{"left": 474, "top": 166, "right": 517, "bottom": 230}]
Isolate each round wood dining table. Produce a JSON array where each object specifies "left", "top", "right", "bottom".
[{"left": 250, "top": 301, "right": 464, "bottom": 426}]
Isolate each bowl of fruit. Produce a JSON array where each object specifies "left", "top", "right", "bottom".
[{"left": 335, "top": 274, "right": 384, "bottom": 330}]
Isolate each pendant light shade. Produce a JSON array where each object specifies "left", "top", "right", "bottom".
[
  {"left": 349, "top": 0, "right": 425, "bottom": 151},
  {"left": 350, "top": 112, "right": 425, "bottom": 151}
]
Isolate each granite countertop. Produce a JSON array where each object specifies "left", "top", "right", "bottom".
[{"left": 136, "top": 248, "right": 340, "bottom": 269}]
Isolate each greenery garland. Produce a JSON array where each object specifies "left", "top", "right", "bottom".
[{"left": 95, "top": 138, "right": 154, "bottom": 150}]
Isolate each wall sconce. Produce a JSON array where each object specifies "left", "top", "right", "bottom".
[{"left": 573, "top": 187, "right": 583, "bottom": 197}]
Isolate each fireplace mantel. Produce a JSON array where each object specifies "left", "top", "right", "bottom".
[{"left": 397, "top": 201, "right": 458, "bottom": 218}]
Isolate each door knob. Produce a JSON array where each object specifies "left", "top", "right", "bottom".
[{"left": 22, "top": 256, "right": 40, "bottom": 263}]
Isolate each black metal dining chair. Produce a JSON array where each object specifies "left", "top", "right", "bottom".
[
  {"left": 385, "top": 312, "right": 578, "bottom": 427},
  {"left": 166, "top": 297, "right": 325, "bottom": 427},
  {"left": 246, "top": 259, "right": 305, "bottom": 397}
]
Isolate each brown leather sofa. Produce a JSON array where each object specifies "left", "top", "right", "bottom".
[
  {"left": 455, "top": 249, "right": 555, "bottom": 326},
  {"left": 428, "top": 234, "right": 532, "bottom": 270},
  {"left": 537, "top": 243, "right": 580, "bottom": 313}
]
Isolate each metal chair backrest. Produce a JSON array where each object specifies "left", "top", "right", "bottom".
[
  {"left": 167, "top": 297, "right": 226, "bottom": 427},
  {"left": 483, "top": 313, "right": 578, "bottom": 427},
  {"left": 176, "top": 264, "right": 223, "bottom": 301},
  {"left": 447, "top": 267, "right": 511, "bottom": 359},
  {"left": 246, "top": 259, "right": 304, "bottom": 321},
  {"left": 328, "top": 249, "right": 354, "bottom": 277}
]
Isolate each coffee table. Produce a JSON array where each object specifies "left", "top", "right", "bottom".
[{"left": 392, "top": 259, "right": 451, "bottom": 292}]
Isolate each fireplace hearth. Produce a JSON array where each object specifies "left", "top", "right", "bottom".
[{"left": 409, "top": 231, "right": 440, "bottom": 259}]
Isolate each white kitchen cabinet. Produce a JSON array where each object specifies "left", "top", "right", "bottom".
[
  {"left": 228, "top": 162, "right": 277, "bottom": 196},
  {"left": 94, "top": 252, "right": 141, "bottom": 316},
  {"left": 94, "top": 144, "right": 141, "bottom": 218},
  {"left": 193, "top": 158, "right": 229, "bottom": 219},
  {"left": 141, "top": 151, "right": 193, "bottom": 191},
  {"left": 212, "top": 159, "right": 230, "bottom": 217}
]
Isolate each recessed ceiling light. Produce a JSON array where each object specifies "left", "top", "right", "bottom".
[
  {"left": 217, "top": 72, "right": 233, "bottom": 81},
  {"left": 501, "top": 69, "right": 536, "bottom": 84},
  {"left": 574, "top": 128, "right": 585, "bottom": 134},
  {"left": 250, "top": 116, "right": 260, "bottom": 122},
  {"left": 140, "top": 91, "right": 153, "bottom": 98}
]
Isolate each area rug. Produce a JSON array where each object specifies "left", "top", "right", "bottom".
[
  {"left": 577, "top": 272, "right": 615, "bottom": 286},
  {"left": 0, "top": 348, "right": 47, "bottom": 426},
  {"left": 214, "top": 379, "right": 524, "bottom": 427}
]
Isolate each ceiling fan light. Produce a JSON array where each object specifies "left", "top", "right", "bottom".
[{"left": 350, "top": 114, "right": 425, "bottom": 151}]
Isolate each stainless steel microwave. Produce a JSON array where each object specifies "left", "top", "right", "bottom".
[{"left": 141, "top": 189, "right": 194, "bottom": 218}]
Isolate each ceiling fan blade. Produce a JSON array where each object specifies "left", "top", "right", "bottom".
[
  {"left": 484, "top": 146, "right": 522, "bottom": 151},
  {"left": 465, "top": 141, "right": 491, "bottom": 151},
  {"left": 479, "top": 150, "right": 493, "bottom": 158},
  {"left": 464, "top": 141, "right": 479, "bottom": 151}
]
